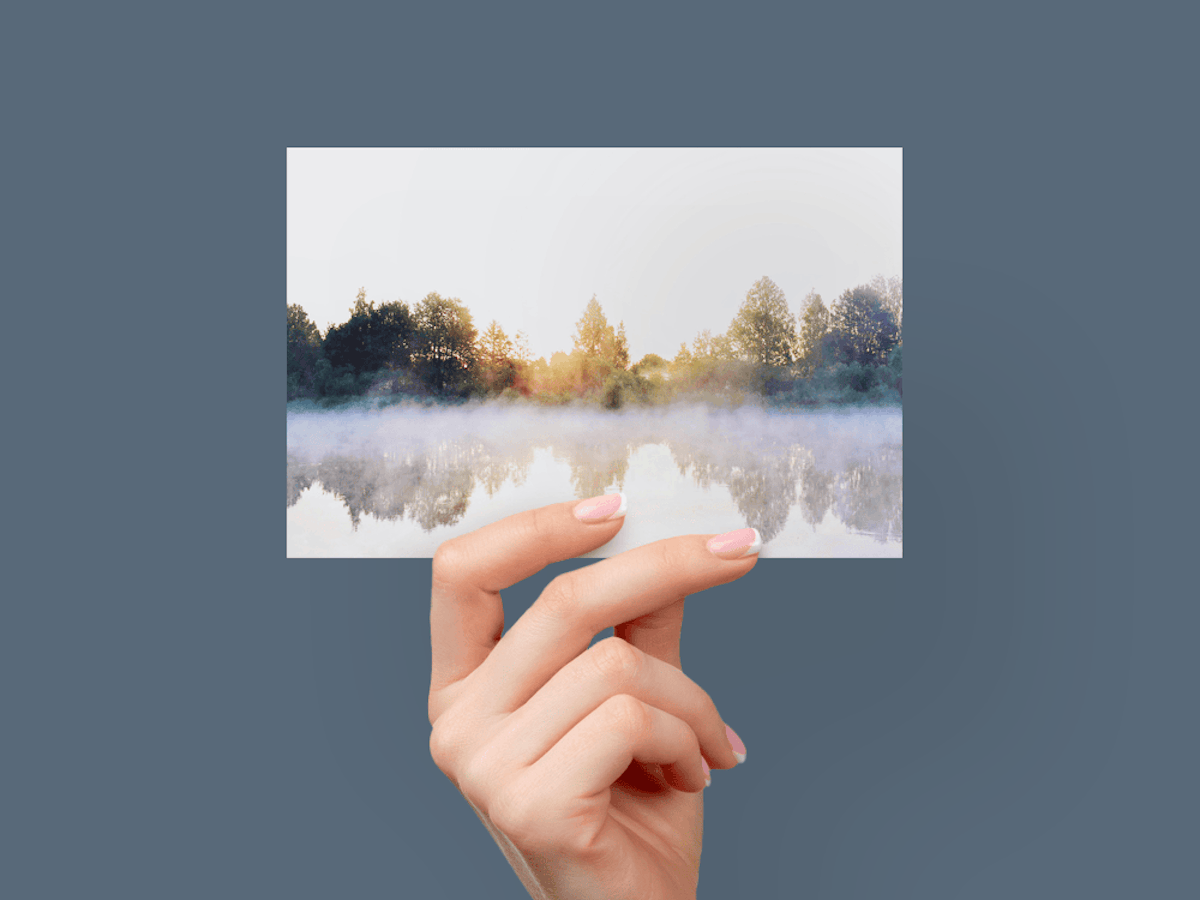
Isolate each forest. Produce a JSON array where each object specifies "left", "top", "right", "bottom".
[{"left": 286, "top": 275, "right": 902, "bottom": 409}]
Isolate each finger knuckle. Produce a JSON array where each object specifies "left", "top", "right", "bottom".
[
  {"left": 538, "top": 572, "right": 584, "bottom": 621},
  {"left": 431, "top": 538, "right": 469, "bottom": 583},
  {"left": 589, "top": 636, "right": 643, "bottom": 686},
  {"left": 600, "top": 693, "right": 651, "bottom": 736},
  {"left": 428, "top": 713, "right": 468, "bottom": 777},
  {"left": 456, "top": 751, "right": 499, "bottom": 813}
]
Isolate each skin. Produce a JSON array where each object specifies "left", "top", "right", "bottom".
[{"left": 428, "top": 500, "right": 757, "bottom": 900}]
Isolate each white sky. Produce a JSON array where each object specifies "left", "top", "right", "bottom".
[{"left": 287, "top": 148, "right": 901, "bottom": 363}]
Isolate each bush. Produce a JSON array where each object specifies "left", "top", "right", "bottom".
[
  {"left": 601, "top": 370, "right": 647, "bottom": 409},
  {"left": 835, "top": 363, "right": 878, "bottom": 393}
]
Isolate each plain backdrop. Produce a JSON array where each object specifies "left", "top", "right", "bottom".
[{"left": 4, "top": 3, "right": 1194, "bottom": 899}]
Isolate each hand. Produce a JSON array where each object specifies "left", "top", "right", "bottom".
[{"left": 428, "top": 494, "right": 759, "bottom": 900}]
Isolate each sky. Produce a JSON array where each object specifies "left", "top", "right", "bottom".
[{"left": 287, "top": 148, "right": 901, "bottom": 363}]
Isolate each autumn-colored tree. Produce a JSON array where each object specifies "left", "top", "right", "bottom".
[
  {"left": 613, "top": 322, "right": 630, "bottom": 370},
  {"left": 572, "top": 295, "right": 610, "bottom": 358},
  {"left": 477, "top": 320, "right": 518, "bottom": 393},
  {"left": 511, "top": 331, "right": 532, "bottom": 366},
  {"left": 692, "top": 329, "right": 735, "bottom": 360}
]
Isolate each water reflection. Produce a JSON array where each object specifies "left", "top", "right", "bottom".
[{"left": 286, "top": 407, "right": 901, "bottom": 545}]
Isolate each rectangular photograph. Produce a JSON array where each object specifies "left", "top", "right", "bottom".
[{"left": 287, "top": 148, "right": 902, "bottom": 557}]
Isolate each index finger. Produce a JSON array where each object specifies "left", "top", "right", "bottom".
[
  {"left": 465, "top": 528, "right": 761, "bottom": 714},
  {"left": 430, "top": 493, "right": 627, "bottom": 697}
]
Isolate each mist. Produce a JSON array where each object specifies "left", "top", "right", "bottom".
[{"left": 286, "top": 401, "right": 901, "bottom": 558}]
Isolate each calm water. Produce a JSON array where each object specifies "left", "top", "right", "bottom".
[{"left": 286, "top": 404, "right": 901, "bottom": 558}]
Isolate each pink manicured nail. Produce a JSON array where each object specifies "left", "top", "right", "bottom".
[
  {"left": 573, "top": 493, "right": 627, "bottom": 523},
  {"left": 706, "top": 528, "right": 761, "bottom": 560},
  {"left": 701, "top": 757, "right": 712, "bottom": 787},
  {"left": 725, "top": 724, "right": 747, "bottom": 764}
]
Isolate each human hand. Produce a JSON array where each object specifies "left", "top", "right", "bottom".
[{"left": 428, "top": 494, "right": 758, "bottom": 900}]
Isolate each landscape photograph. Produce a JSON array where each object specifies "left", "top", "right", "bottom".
[{"left": 287, "top": 148, "right": 902, "bottom": 557}]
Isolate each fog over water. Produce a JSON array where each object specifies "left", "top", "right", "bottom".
[{"left": 286, "top": 403, "right": 901, "bottom": 558}]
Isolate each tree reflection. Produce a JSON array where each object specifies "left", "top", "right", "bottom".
[
  {"left": 288, "top": 436, "right": 536, "bottom": 532},
  {"left": 475, "top": 442, "right": 534, "bottom": 498},
  {"left": 726, "top": 456, "right": 798, "bottom": 543},
  {"left": 553, "top": 435, "right": 634, "bottom": 499},
  {"left": 832, "top": 444, "right": 902, "bottom": 542},
  {"left": 797, "top": 457, "right": 835, "bottom": 530},
  {"left": 286, "top": 453, "right": 317, "bottom": 508},
  {"left": 314, "top": 454, "right": 420, "bottom": 529},
  {"left": 667, "top": 439, "right": 800, "bottom": 542},
  {"left": 287, "top": 411, "right": 901, "bottom": 547}
]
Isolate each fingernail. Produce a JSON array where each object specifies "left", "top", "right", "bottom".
[
  {"left": 725, "top": 724, "right": 747, "bottom": 764},
  {"left": 573, "top": 492, "right": 627, "bottom": 523},
  {"left": 702, "top": 757, "right": 712, "bottom": 787},
  {"left": 706, "top": 528, "right": 761, "bottom": 560}
]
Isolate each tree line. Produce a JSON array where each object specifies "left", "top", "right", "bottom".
[{"left": 287, "top": 275, "right": 902, "bottom": 408}]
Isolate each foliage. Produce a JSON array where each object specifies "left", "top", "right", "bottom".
[
  {"left": 572, "top": 295, "right": 610, "bottom": 358},
  {"left": 828, "top": 284, "right": 900, "bottom": 367},
  {"left": 287, "top": 304, "right": 323, "bottom": 399},
  {"left": 323, "top": 288, "right": 415, "bottom": 376},
  {"left": 692, "top": 329, "right": 735, "bottom": 361},
  {"left": 572, "top": 295, "right": 628, "bottom": 371},
  {"left": 613, "top": 322, "right": 630, "bottom": 370},
  {"left": 797, "top": 292, "right": 830, "bottom": 376},
  {"left": 633, "top": 353, "right": 668, "bottom": 374},
  {"left": 477, "top": 320, "right": 520, "bottom": 393},
  {"left": 728, "top": 276, "right": 797, "bottom": 367},
  {"left": 601, "top": 370, "right": 649, "bottom": 409},
  {"left": 868, "top": 274, "right": 903, "bottom": 333},
  {"left": 287, "top": 272, "right": 902, "bottom": 409},
  {"left": 412, "top": 292, "right": 478, "bottom": 395}
]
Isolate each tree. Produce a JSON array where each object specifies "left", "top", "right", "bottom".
[
  {"left": 413, "top": 292, "right": 478, "bottom": 394},
  {"left": 322, "top": 288, "right": 414, "bottom": 376},
  {"left": 287, "top": 304, "right": 323, "bottom": 398},
  {"left": 633, "top": 353, "right": 668, "bottom": 374},
  {"left": 692, "top": 329, "right": 735, "bottom": 360},
  {"left": 797, "top": 291, "right": 830, "bottom": 374},
  {"left": 477, "top": 320, "right": 517, "bottom": 393},
  {"left": 372, "top": 300, "right": 415, "bottom": 370},
  {"left": 572, "top": 295, "right": 610, "bottom": 358},
  {"left": 478, "top": 320, "right": 514, "bottom": 366},
  {"left": 727, "top": 276, "right": 797, "bottom": 367},
  {"left": 613, "top": 322, "right": 630, "bottom": 370},
  {"left": 511, "top": 330, "right": 532, "bottom": 366},
  {"left": 828, "top": 284, "right": 900, "bottom": 367},
  {"left": 868, "top": 274, "right": 903, "bottom": 334}
]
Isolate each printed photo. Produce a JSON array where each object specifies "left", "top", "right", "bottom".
[{"left": 287, "top": 148, "right": 902, "bottom": 557}]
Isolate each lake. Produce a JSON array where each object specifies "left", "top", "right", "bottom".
[{"left": 286, "top": 403, "right": 902, "bottom": 558}]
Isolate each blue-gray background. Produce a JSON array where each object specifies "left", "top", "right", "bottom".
[{"left": 5, "top": 3, "right": 1195, "bottom": 898}]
